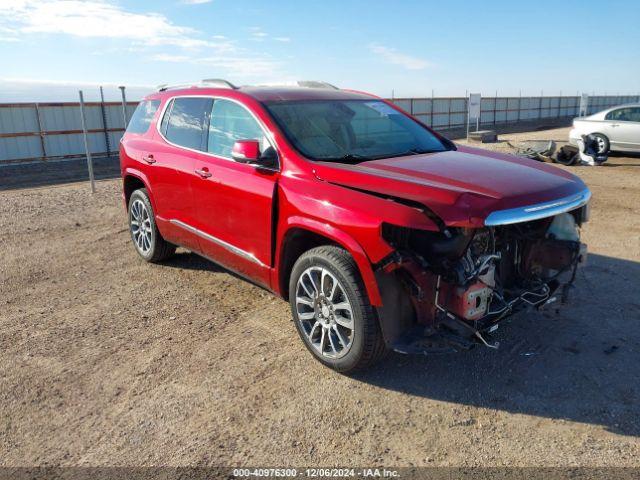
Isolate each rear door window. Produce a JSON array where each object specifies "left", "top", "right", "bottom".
[
  {"left": 163, "top": 97, "right": 213, "bottom": 151},
  {"left": 628, "top": 108, "right": 640, "bottom": 122},
  {"left": 126, "top": 100, "right": 160, "bottom": 134}
]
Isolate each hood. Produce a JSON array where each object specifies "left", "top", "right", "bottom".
[{"left": 312, "top": 145, "right": 587, "bottom": 227}]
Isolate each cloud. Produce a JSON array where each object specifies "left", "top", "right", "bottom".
[
  {"left": 0, "top": 1, "right": 288, "bottom": 83},
  {"left": 151, "top": 53, "right": 280, "bottom": 78},
  {"left": 248, "top": 27, "right": 292, "bottom": 44},
  {"left": 150, "top": 54, "right": 191, "bottom": 63},
  {"left": 0, "top": 0, "right": 227, "bottom": 49},
  {"left": 248, "top": 27, "right": 268, "bottom": 41},
  {"left": 369, "top": 43, "right": 431, "bottom": 70},
  {"left": 0, "top": 77, "right": 154, "bottom": 102}
]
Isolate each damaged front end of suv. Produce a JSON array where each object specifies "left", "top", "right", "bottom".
[{"left": 374, "top": 191, "right": 590, "bottom": 355}]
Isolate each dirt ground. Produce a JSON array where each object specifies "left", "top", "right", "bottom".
[{"left": 1, "top": 127, "right": 639, "bottom": 468}]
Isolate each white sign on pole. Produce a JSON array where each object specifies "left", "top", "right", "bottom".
[
  {"left": 579, "top": 93, "right": 589, "bottom": 117},
  {"left": 467, "top": 93, "right": 481, "bottom": 139},
  {"left": 469, "top": 93, "right": 481, "bottom": 119}
]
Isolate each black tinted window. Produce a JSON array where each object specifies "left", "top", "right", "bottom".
[
  {"left": 627, "top": 108, "right": 640, "bottom": 122},
  {"left": 265, "top": 100, "right": 447, "bottom": 162},
  {"left": 126, "top": 100, "right": 160, "bottom": 134},
  {"left": 164, "top": 97, "right": 213, "bottom": 150}
]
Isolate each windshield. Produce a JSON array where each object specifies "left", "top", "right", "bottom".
[{"left": 264, "top": 99, "right": 449, "bottom": 162}]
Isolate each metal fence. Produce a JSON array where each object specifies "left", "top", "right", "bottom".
[
  {"left": 1, "top": 94, "right": 639, "bottom": 165},
  {"left": 0, "top": 101, "right": 138, "bottom": 164},
  {"left": 388, "top": 95, "right": 640, "bottom": 130}
]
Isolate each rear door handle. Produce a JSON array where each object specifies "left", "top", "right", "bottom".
[
  {"left": 195, "top": 168, "right": 212, "bottom": 178},
  {"left": 611, "top": 124, "right": 620, "bottom": 127},
  {"left": 142, "top": 154, "right": 156, "bottom": 164}
]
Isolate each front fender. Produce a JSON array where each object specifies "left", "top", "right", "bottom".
[{"left": 278, "top": 216, "right": 383, "bottom": 306}]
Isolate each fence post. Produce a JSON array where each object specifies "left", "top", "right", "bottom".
[
  {"left": 34, "top": 103, "right": 47, "bottom": 161},
  {"left": 465, "top": 89, "right": 470, "bottom": 129},
  {"left": 99, "top": 86, "right": 111, "bottom": 157},
  {"left": 118, "top": 86, "right": 128, "bottom": 130},
  {"left": 78, "top": 90, "right": 96, "bottom": 193},
  {"left": 430, "top": 89, "right": 434, "bottom": 127}
]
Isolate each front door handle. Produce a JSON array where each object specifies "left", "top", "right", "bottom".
[
  {"left": 142, "top": 154, "right": 156, "bottom": 164},
  {"left": 610, "top": 123, "right": 620, "bottom": 127},
  {"left": 195, "top": 168, "right": 212, "bottom": 178}
]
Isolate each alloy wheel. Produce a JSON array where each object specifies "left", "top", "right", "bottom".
[
  {"left": 295, "top": 266, "right": 354, "bottom": 358},
  {"left": 130, "top": 199, "right": 153, "bottom": 255}
]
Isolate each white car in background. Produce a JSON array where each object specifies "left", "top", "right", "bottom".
[{"left": 569, "top": 104, "right": 640, "bottom": 153}]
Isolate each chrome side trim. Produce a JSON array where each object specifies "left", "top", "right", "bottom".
[
  {"left": 169, "top": 219, "right": 268, "bottom": 269},
  {"left": 484, "top": 188, "right": 592, "bottom": 226}
]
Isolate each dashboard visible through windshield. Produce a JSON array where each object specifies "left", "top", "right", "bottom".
[{"left": 263, "top": 99, "right": 450, "bottom": 163}]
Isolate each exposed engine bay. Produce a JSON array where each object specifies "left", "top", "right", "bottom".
[{"left": 376, "top": 206, "right": 589, "bottom": 354}]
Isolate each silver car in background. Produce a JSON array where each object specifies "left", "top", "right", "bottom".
[{"left": 569, "top": 104, "right": 640, "bottom": 153}]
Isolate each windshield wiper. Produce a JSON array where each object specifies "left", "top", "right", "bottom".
[
  {"left": 318, "top": 153, "right": 370, "bottom": 164},
  {"left": 318, "top": 148, "right": 439, "bottom": 163},
  {"left": 369, "top": 148, "right": 439, "bottom": 160},
  {"left": 397, "top": 148, "right": 438, "bottom": 156}
]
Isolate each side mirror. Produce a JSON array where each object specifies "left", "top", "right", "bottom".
[{"left": 231, "top": 139, "right": 261, "bottom": 163}]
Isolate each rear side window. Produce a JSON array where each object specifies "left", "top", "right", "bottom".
[
  {"left": 605, "top": 107, "right": 640, "bottom": 122},
  {"left": 162, "top": 97, "right": 213, "bottom": 151},
  {"left": 126, "top": 100, "right": 160, "bottom": 134}
]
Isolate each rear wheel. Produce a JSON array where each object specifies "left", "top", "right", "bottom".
[
  {"left": 128, "top": 188, "right": 175, "bottom": 262},
  {"left": 289, "top": 246, "right": 387, "bottom": 373}
]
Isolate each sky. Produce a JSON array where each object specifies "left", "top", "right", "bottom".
[{"left": 1, "top": 0, "right": 639, "bottom": 102}]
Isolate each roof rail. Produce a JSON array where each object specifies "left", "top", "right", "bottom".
[
  {"left": 201, "top": 78, "right": 238, "bottom": 89},
  {"left": 156, "top": 78, "right": 238, "bottom": 92},
  {"left": 296, "top": 80, "right": 339, "bottom": 90}
]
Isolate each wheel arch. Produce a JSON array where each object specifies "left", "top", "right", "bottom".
[
  {"left": 122, "top": 169, "right": 156, "bottom": 211},
  {"left": 276, "top": 218, "right": 382, "bottom": 306},
  {"left": 123, "top": 175, "right": 146, "bottom": 206}
]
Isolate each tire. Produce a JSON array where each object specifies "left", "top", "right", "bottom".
[
  {"left": 591, "top": 133, "right": 610, "bottom": 154},
  {"left": 128, "top": 188, "right": 176, "bottom": 263},
  {"left": 289, "top": 245, "right": 387, "bottom": 373}
]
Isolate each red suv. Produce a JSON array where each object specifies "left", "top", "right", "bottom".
[{"left": 120, "top": 79, "right": 590, "bottom": 372}]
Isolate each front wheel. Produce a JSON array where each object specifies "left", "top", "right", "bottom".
[
  {"left": 128, "top": 188, "right": 176, "bottom": 263},
  {"left": 591, "top": 133, "right": 610, "bottom": 154},
  {"left": 289, "top": 246, "right": 387, "bottom": 373}
]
